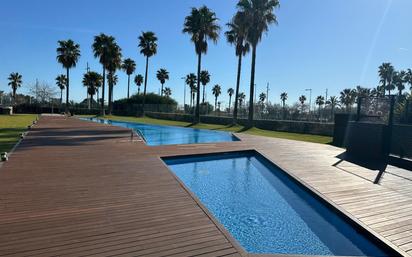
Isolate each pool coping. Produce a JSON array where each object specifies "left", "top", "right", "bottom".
[{"left": 159, "top": 149, "right": 408, "bottom": 257}]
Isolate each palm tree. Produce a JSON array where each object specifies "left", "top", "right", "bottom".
[
  {"left": 237, "top": 0, "right": 280, "bottom": 126},
  {"left": 212, "top": 84, "right": 221, "bottom": 111},
  {"left": 156, "top": 68, "right": 169, "bottom": 97},
  {"left": 238, "top": 92, "right": 246, "bottom": 108},
  {"left": 105, "top": 42, "right": 122, "bottom": 115},
  {"left": 393, "top": 70, "right": 406, "bottom": 96},
  {"left": 225, "top": 12, "right": 250, "bottom": 124},
  {"left": 259, "top": 92, "right": 266, "bottom": 103},
  {"left": 122, "top": 58, "right": 136, "bottom": 99},
  {"left": 7, "top": 72, "right": 22, "bottom": 104},
  {"left": 227, "top": 88, "right": 234, "bottom": 112},
  {"left": 280, "top": 92, "right": 287, "bottom": 108},
  {"left": 55, "top": 74, "right": 67, "bottom": 106},
  {"left": 93, "top": 33, "right": 116, "bottom": 115},
  {"left": 378, "top": 62, "right": 395, "bottom": 96},
  {"left": 299, "top": 95, "right": 306, "bottom": 112},
  {"left": 56, "top": 39, "right": 81, "bottom": 113},
  {"left": 163, "top": 87, "right": 172, "bottom": 98},
  {"left": 134, "top": 74, "right": 144, "bottom": 95},
  {"left": 200, "top": 70, "right": 211, "bottom": 103},
  {"left": 315, "top": 95, "right": 325, "bottom": 116},
  {"left": 406, "top": 69, "right": 412, "bottom": 93},
  {"left": 340, "top": 88, "right": 356, "bottom": 111},
  {"left": 82, "top": 71, "right": 102, "bottom": 109},
  {"left": 186, "top": 73, "right": 197, "bottom": 107},
  {"left": 183, "top": 6, "right": 220, "bottom": 123},
  {"left": 327, "top": 96, "right": 339, "bottom": 118},
  {"left": 138, "top": 31, "right": 158, "bottom": 115}
]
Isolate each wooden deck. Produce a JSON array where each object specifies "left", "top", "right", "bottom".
[{"left": 0, "top": 116, "right": 411, "bottom": 257}]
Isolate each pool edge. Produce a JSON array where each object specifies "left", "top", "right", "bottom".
[{"left": 160, "top": 149, "right": 408, "bottom": 257}]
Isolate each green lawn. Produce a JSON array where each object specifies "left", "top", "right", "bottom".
[
  {"left": 79, "top": 115, "right": 332, "bottom": 144},
  {"left": 0, "top": 114, "right": 38, "bottom": 153}
]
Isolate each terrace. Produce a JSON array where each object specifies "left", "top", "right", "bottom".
[{"left": 0, "top": 115, "right": 411, "bottom": 256}]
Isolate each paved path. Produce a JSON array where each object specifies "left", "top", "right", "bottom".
[{"left": 0, "top": 116, "right": 411, "bottom": 257}]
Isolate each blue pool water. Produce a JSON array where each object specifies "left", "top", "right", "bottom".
[
  {"left": 83, "top": 118, "right": 239, "bottom": 146},
  {"left": 163, "top": 151, "right": 396, "bottom": 256}
]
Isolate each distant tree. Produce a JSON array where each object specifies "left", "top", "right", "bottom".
[
  {"left": 259, "top": 92, "right": 266, "bottom": 103},
  {"left": 354, "top": 85, "right": 371, "bottom": 101},
  {"left": 83, "top": 71, "right": 102, "bottom": 109},
  {"left": 156, "top": 68, "right": 169, "bottom": 97},
  {"left": 227, "top": 88, "right": 234, "bottom": 112},
  {"left": 327, "top": 96, "right": 339, "bottom": 117},
  {"left": 55, "top": 74, "right": 67, "bottom": 105},
  {"left": 212, "top": 84, "right": 221, "bottom": 111},
  {"left": 122, "top": 58, "right": 136, "bottom": 99},
  {"left": 138, "top": 31, "right": 158, "bottom": 114},
  {"left": 56, "top": 39, "right": 81, "bottom": 113},
  {"left": 238, "top": 92, "right": 246, "bottom": 108},
  {"left": 134, "top": 74, "right": 144, "bottom": 95},
  {"left": 105, "top": 41, "right": 122, "bottom": 115},
  {"left": 298, "top": 95, "right": 306, "bottom": 112},
  {"left": 29, "top": 80, "right": 57, "bottom": 104},
  {"left": 183, "top": 6, "right": 220, "bottom": 123},
  {"left": 378, "top": 62, "right": 395, "bottom": 96},
  {"left": 340, "top": 88, "right": 356, "bottom": 111},
  {"left": 8, "top": 72, "right": 22, "bottom": 104},
  {"left": 280, "top": 92, "right": 288, "bottom": 108},
  {"left": 185, "top": 73, "right": 197, "bottom": 107},
  {"left": 200, "top": 70, "right": 211, "bottom": 103},
  {"left": 237, "top": 0, "right": 280, "bottom": 126},
  {"left": 225, "top": 12, "right": 250, "bottom": 124},
  {"left": 163, "top": 87, "right": 172, "bottom": 98},
  {"left": 315, "top": 95, "right": 325, "bottom": 116}
]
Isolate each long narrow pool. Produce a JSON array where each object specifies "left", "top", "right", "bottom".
[
  {"left": 163, "top": 151, "right": 398, "bottom": 256},
  {"left": 82, "top": 118, "right": 239, "bottom": 146}
]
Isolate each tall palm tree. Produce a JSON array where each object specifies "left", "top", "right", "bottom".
[
  {"left": 340, "top": 88, "right": 356, "bottom": 112},
  {"left": 185, "top": 73, "right": 197, "bottom": 107},
  {"left": 212, "top": 84, "right": 221, "bottom": 111},
  {"left": 82, "top": 71, "right": 102, "bottom": 109},
  {"left": 227, "top": 88, "right": 234, "bottom": 112},
  {"left": 7, "top": 72, "right": 22, "bottom": 104},
  {"left": 299, "top": 95, "right": 306, "bottom": 112},
  {"left": 315, "top": 95, "right": 325, "bottom": 116},
  {"left": 55, "top": 74, "right": 67, "bottom": 106},
  {"left": 378, "top": 62, "right": 395, "bottom": 96},
  {"left": 163, "top": 87, "right": 172, "bottom": 98},
  {"left": 134, "top": 74, "right": 144, "bottom": 95},
  {"left": 393, "top": 70, "right": 406, "bottom": 96},
  {"left": 237, "top": 0, "right": 280, "bottom": 126},
  {"left": 156, "top": 68, "right": 169, "bottom": 97},
  {"left": 200, "top": 70, "right": 211, "bottom": 103},
  {"left": 138, "top": 31, "right": 158, "bottom": 115},
  {"left": 280, "top": 92, "right": 287, "bottom": 108},
  {"left": 122, "top": 58, "right": 136, "bottom": 99},
  {"left": 93, "top": 33, "right": 116, "bottom": 115},
  {"left": 105, "top": 42, "right": 122, "bottom": 115},
  {"left": 225, "top": 12, "right": 250, "bottom": 124},
  {"left": 259, "top": 92, "right": 266, "bottom": 103},
  {"left": 183, "top": 6, "right": 220, "bottom": 123},
  {"left": 56, "top": 39, "right": 81, "bottom": 113}
]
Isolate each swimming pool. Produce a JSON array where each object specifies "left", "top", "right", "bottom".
[
  {"left": 83, "top": 118, "right": 239, "bottom": 146},
  {"left": 163, "top": 151, "right": 398, "bottom": 256}
]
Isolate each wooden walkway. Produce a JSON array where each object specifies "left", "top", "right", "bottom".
[{"left": 0, "top": 116, "right": 411, "bottom": 256}]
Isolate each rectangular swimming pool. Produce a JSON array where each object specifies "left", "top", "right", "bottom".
[
  {"left": 163, "top": 151, "right": 399, "bottom": 256},
  {"left": 82, "top": 118, "right": 239, "bottom": 146}
]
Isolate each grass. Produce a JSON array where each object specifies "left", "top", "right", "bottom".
[
  {"left": 0, "top": 114, "right": 38, "bottom": 153},
  {"left": 79, "top": 114, "right": 332, "bottom": 144}
]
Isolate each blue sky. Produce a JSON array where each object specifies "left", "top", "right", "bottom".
[{"left": 0, "top": 0, "right": 411, "bottom": 107}]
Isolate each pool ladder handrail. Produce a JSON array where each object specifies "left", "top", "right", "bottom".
[{"left": 131, "top": 129, "right": 147, "bottom": 143}]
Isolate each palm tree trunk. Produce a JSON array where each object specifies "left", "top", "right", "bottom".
[
  {"left": 228, "top": 96, "right": 232, "bottom": 113},
  {"left": 65, "top": 68, "right": 70, "bottom": 114},
  {"left": 202, "top": 84, "right": 206, "bottom": 104},
  {"left": 195, "top": 53, "right": 202, "bottom": 123},
  {"left": 215, "top": 97, "right": 217, "bottom": 112},
  {"left": 161, "top": 83, "right": 164, "bottom": 97},
  {"left": 60, "top": 89, "right": 63, "bottom": 106},
  {"left": 248, "top": 45, "right": 257, "bottom": 127},
  {"left": 127, "top": 74, "right": 130, "bottom": 99},
  {"left": 142, "top": 56, "right": 149, "bottom": 116},
  {"left": 233, "top": 54, "right": 242, "bottom": 124},
  {"left": 88, "top": 92, "right": 91, "bottom": 110},
  {"left": 91, "top": 94, "right": 94, "bottom": 109},
  {"left": 101, "top": 65, "right": 106, "bottom": 115}
]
